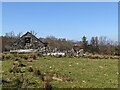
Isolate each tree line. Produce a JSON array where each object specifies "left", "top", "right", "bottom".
[{"left": 1, "top": 31, "right": 120, "bottom": 56}]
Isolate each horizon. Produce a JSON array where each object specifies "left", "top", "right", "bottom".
[{"left": 2, "top": 2, "right": 118, "bottom": 42}]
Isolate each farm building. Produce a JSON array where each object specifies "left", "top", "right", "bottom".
[{"left": 10, "top": 32, "right": 48, "bottom": 53}]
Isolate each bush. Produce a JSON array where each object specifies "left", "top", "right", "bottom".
[
  {"left": 28, "top": 66, "right": 33, "bottom": 72},
  {"left": 2, "top": 54, "right": 5, "bottom": 60},
  {"left": 18, "top": 63, "right": 26, "bottom": 67},
  {"left": 18, "top": 54, "right": 29, "bottom": 60},
  {"left": 12, "top": 66, "right": 21, "bottom": 73},
  {"left": 37, "top": 53, "right": 43, "bottom": 57},
  {"left": 9, "top": 68, "right": 13, "bottom": 73},
  {"left": 55, "top": 55, "right": 62, "bottom": 58},
  {"left": 2, "top": 53, "right": 14, "bottom": 60},
  {"left": 110, "top": 56, "right": 119, "bottom": 59},
  {"left": 31, "top": 54, "right": 37, "bottom": 60},
  {"left": 34, "top": 68, "right": 41, "bottom": 76}
]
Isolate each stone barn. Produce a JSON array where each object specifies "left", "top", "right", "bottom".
[{"left": 10, "top": 32, "right": 48, "bottom": 53}]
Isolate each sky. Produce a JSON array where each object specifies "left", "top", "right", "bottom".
[{"left": 2, "top": 2, "right": 118, "bottom": 41}]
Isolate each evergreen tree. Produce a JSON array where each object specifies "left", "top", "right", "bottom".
[{"left": 81, "top": 36, "right": 88, "bottom": 53}]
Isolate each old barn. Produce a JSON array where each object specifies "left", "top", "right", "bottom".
[{"left": 10, "top": 32, "right": 48, "bottom": 53}]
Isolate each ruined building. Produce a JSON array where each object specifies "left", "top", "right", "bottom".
[{"left": 11, "top": 32, "right": 48, "bottom": 51}]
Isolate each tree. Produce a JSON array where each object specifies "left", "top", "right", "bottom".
[
  {"left": 98, "top": 36, "right": 107, "bottom": 45},
  {"left": 2, "top": 31, "right": 21, "bottom": 51},
  {"left": 114, "top": 44, "right": 120, "bottom": 56},
  {"left": 30, "top": 30, "right": 37, "bottom": 36},
  {"left": 98, "top": 36, "right": 116, "bottom": 55},
  {"left": 45, "top": 36, "right": 73, "bottom": 51},
  {"left": 81, "top": 36, "right": 88, "bottom": 53},
  {"left": 17, "top": 32, "right": 22, "bottom": 38},
  {"left": 90, "top": 36, "right": 99, "bottom": 54}
]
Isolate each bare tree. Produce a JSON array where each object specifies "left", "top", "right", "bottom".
[{"left": 30, "top": 30, "right": 37, "bottom": 36}]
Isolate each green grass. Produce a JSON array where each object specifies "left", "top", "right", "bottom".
[{"left": 2, "top": 56, "right": 118, "bottom": 88}]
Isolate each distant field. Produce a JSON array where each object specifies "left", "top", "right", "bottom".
[{"left": 2, "top": 55, "right": 118, "bottom": 88}]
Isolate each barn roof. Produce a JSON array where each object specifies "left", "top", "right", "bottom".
[
  {"left": 12, "top": 31, "right": 48, "bottom": 48},
  {"left": 21, "top": 32, "right": 45, "bottom": 44}
]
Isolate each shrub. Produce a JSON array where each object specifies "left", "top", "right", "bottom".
[
  {"left": 2, "top": 78, "right": 10, "bottom": 84},
  {"left": 37, "top": 53, "right": 43, "bottom": 57},
  {"left": 1, "top": 53, "right": 6, "bottom": 60},
  {"left": 12, "top": 66, "right": 21, "bottom": 73},
  {"left": 18, "top": 63, "right": 26, "bottom": 67},
  {"left": 34, "top": 68, "right": 41, "bottom": 76},
  {"left": 13, "top": 61, "right": 19, "bottom": 67},
  {"left": 55, "top": 55, "right": 62, "bottom": 58},
  {"left": 22, "top": 78, "right": 30, "bottom": 88},
  {"left": 9, "top": 68, "right": 13, "bottom": 73},
  {"left": 20, "top": 67, "right": 26, "bottom": 73},
  {"left": 18, "top": 54, "right": 29, "bottom": 60},
  {"left": 4, "top": 54, "right": 11, "bottom": 60},
  {"left": 15, "top": 78, "right": 22, "bottom": 85},
  {"left": 15, "top": 58, "right": 20, "bottom": 61},
  {"left": 43, "top": 80, "right": 52, "bottom": 89},
  {"left": 110, "top": 56, "right": 119, "bottom": 59},
  {"left": 31, "top": 54, "right": 37, "bottom": 60},
  {"left": 28, "top": 66, "right": 33, "bottom": 72}
]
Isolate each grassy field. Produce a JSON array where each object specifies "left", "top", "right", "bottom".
[{"left": 2, "top": 54, "right": 118, "bottom": 88}]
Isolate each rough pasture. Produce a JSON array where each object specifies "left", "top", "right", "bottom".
[{"left": 2, "top": 54, "right": 118, "bottom": 88}]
